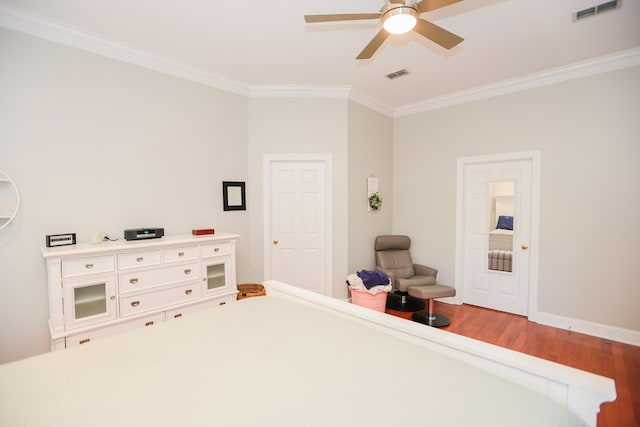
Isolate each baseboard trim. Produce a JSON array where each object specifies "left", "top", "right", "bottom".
[
  {"left": 440, "top": 298, "right": 640, "bottom": 347},
  {"left": 535, "top": 311, "right": 640, "bottom": 347}
]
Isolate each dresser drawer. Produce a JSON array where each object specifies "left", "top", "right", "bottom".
[
  {"left": 120, "top": 283, "right": 200, "bottom": 317},
  {"left": 66, "top": 312, "right": 164, "bottom": 347},
  {"left": 119, "top": 262, "right": 198, "bottom": 293},
  {"left": 62, "top": 256, "right": 114, "bottom": 278},
  {"left": 163, "top": 246, "right": 198, "bottom": 263},
  {"left": 166, "top": 295, "right": 234, "bottom": 320},
  {"left": 118, "top": 250, "right": 161, "bottom": 270},
  {"left": 200, "top": 242, "right": 232, "bottom": 258}
]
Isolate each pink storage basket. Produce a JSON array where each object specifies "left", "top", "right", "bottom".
[{"left": 350, "top": 289, "right": 387, "bottom": 312}]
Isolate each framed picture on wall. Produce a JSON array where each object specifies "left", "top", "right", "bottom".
[{"left": 222, "top": 181, "right": 246, "bottom": 211}]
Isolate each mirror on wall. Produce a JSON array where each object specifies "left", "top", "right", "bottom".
[{"left": 488, "top": 181, "right": 514, "bottom": 272}]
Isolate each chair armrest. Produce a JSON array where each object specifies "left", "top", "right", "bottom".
[{"left": 414, "top": 264, "right": 438, "bottom": 279}]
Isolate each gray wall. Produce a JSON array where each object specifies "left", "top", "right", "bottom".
[
  {"left": 0, "top": 29, "right": 250, "bottom": 362},
  {"left": 347, "top": 102, "right": 394, "bottom": 280},
  {"left": 245, "top": 100, "right": 394, "bottom": 300},
  {"left": 247, "top": 97, "right": 349, "bottom": 298},
  {"left": 1, "top": 26, "right": 638, "bottom": 362},
  {"left": 393, "top": 66, "right": 640, "bottom": 332}
]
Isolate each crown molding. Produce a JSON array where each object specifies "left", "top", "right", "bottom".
[
  {"left": 0, "top": 3, "right": 393, "bottom": 114},
  {"left": 249, "top": 85, "right": 394, "bottom": 116},
  {"left": 349, "top": 89, "right": 395, "bottom": 117},
  {"left": 0, "top": 3, "right": 249, "bottom": 97},
  {"left": 394, "top": 47, "right": 640, "bottom": 117},
  {"left": 2, "top": 3, "right": 638, "bottom": 119},
  {"left": 249, "top": 85, "right": 351, "bottom": 100}
]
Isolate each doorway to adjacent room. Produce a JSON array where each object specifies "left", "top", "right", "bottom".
[{"left": 455, "top": 151, "right": 540, "bottom": 319}]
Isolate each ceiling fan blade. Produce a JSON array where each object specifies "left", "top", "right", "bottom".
[
  {"left": 356, "top": 29, "right": 390, "bottom": 59},
  {"left": 416, "top": 0, "right": 463, "bottom": 13},
  {"left": 413, "top": 18, "right": 464, "bottom": 49},
  {"left": 304, "top": 13, "right": 381, "bottom": 23}
]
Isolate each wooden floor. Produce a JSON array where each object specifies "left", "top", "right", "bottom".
[{"left": 386, "top": 301, "right": 640, "bottom": 427}]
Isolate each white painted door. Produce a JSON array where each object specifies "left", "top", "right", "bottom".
[
  {"left": 266, "top": 159, "right": 329, "bottom": 295},
  {"left": 462, "top": 160, "right": 532, "bottom": 316}
]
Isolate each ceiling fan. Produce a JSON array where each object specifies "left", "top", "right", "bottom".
[{"left": 304, "top": 0, "right": 464, "bottom": 59}]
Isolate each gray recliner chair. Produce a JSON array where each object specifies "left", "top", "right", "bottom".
[
  {"left": 375, "top": 235, "right": 456, "bottom": 327},
  {"left": 375, "top": 235, "right": 435, "bottom": 312}
]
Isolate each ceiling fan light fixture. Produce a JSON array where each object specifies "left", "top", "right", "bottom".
[{"left": 382, "top": 6, "right": 419, "bottom": 35}]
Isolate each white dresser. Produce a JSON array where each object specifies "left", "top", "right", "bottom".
[{"left": 41, "top": 233, "right": 239, "bottom": 350}]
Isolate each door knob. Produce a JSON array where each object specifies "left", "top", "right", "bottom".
[
  {"left": 273, "top": 239, "right": 279, "bottom": 245},
  {"left": 521, "top": 244, "right": 529, "bottom": 250}
]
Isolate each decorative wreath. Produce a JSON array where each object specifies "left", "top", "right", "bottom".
[{"left": 368, "top": 192, "right": 382, "bottom": 211}]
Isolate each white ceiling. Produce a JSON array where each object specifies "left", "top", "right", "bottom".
[{"left": 2, "top": 0, "right": 639, "bottom": 111}]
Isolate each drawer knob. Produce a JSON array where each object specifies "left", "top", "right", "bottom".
[
  {"left": 129, "top": 278, "right": 139, "bottom": 284},
  {"left": 174, "top": 313, "right": 182, "bottom": 319},
  {"left": 178, "top": 252, "right": 184, "bottom": 257},
  {"left": 184, "top": 268, "right": 192, "bottom": 275},
  {"left": 136, "top": 257, "right": 144, "bottom": 262},
  {"left": 145, "top": 321, "right": 154, "bottom": 327},
  {"left": 214, "top": 248, "right": 220, "bottom": 252},
  {"left": 219, "top": 301, "right": 226, "bottom": 306},
  {"left": 131, "top": 301, "right": 140, "bottom": 307},
  {"left": 85, "top": 263, "right": 94, "bottom": 269},
  {"left": 185, "top": 289, "right": 193, "bottom": 295},
  {"left": 79, "top": 338, "right": 90, "bottom": 345}
]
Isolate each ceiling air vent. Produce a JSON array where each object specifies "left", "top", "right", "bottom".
[
  {"left": 385, "top": 69, "right": 409, "bottom": 80},
  {"left": 574, "top": 0, "right": 620, "bottom": 21}
]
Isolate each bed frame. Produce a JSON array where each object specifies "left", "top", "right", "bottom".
[
  {"left": 264, "top": 280, "right": 615, "bottom": 427},
  {"left": 0, "top": 280, "right": 615, "bottom": 426}
]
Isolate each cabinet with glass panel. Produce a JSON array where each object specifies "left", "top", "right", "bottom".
[
  {"left": 202, "top": 257, "right": 233, "bottom": 295},
  {"left": 200, "top": 241, "right": 234, "bottom": 295},
  {"left": 42, "top": 233, "right": 239, "bottom": 350},
  {"left": 63, "top": 274, "right": 116, "bottom": 329}
]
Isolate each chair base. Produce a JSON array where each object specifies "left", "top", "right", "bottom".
[
  {"left": 385, "top": 293, "right": 425, "bottom": 312},
  {"left": 411, "top": 311, "right": 451, "bottom": 328}
]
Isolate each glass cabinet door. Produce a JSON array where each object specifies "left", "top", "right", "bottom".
[
  {"left": 63, "top": 275, "right": 116, "bottom": 328},
  {"left": 202, "top": 257, "right": 230, "bottom": 295}
]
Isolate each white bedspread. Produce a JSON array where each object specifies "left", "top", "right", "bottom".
[{"left": 1, "top": 294, "right": 594, "bottom": 426}]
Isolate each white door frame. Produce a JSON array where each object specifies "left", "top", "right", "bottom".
[
  {"left": 454, "top": 151, "right": 541, "bottom": 321},
  {"left": 263, "top": 154, "right": 333, "bottom": 296}
]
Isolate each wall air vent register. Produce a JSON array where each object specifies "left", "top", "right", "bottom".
[{"left": 574, "top": 0, "right": 621, "bottom": 21}]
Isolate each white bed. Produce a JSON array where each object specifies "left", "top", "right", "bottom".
[{"left": 0, "top": 280, "right": 615, "bottom": 426}]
